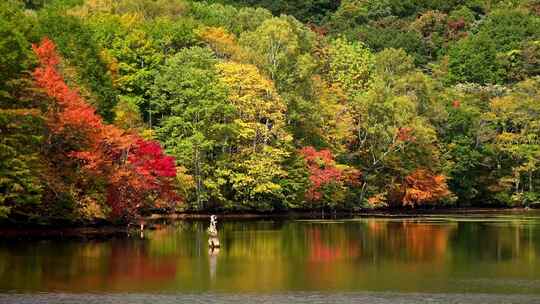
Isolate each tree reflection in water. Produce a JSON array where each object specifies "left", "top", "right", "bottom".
[{"left": 0, "top": 214, "right": 539, "bottom": 293}]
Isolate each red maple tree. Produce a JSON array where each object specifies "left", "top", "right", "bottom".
[
  {"left": 33, "top": 37, "right": 179, "bottom": 219},
  {"left": 299, "top": 146, "right": 345, "bottom": 201}
]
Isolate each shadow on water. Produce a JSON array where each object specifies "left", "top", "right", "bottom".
[{"left": 0, "top": 212, "right": 540, "bottom": 301}]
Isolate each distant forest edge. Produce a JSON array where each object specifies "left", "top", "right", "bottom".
[{"left": 1, "top": 0, "right": 540, "bottom": 224}]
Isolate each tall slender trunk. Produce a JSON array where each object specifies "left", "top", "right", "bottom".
[
  {"left": 529, "top": 170, "right": 533, "bottom": 192},
  {"left": 359, "top": 181, "right": 368, "bottom": 206},
  {"left": 148, "top": 102, "right": 152, "bottom": 129},
  {"left": 194, "top": 146, "right": 202, "bottom": 210}
]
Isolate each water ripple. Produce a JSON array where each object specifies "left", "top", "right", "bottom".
[{"left": 1, "top": 292, "right": 540, "bottom": 304}]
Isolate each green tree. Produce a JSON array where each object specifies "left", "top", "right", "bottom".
[
  {"left": 0, "top": 1, "right": 43, "bottom": 219},
  {"left": 484, "top": 78, "right": 540, "bottom": 206},
  {"left": 213, "top": 0, "right": 340, "bottom": 24},
  {"left": 351, "top": 49, "right": 444, "bottom": 206},
  {"left": 325, "top": 38, "right": 374, "bottom": 97},
  {"left": 0, "top": 106, "right": 44, "bottom": 219},
  {"left": 447, "top": 8, "right": 540, "bottom": 84},
  {"left": 152, "top": 47, "right": 235, "bottom": 209},
  {"left": 38, "top": 10, "right": 117, "bottom": 119},
  {"left": 239, "top": 16, "right": 316, "bottom": 91},
  {"left": 447, "top": 33, "right": 503, "bottom": 84}
]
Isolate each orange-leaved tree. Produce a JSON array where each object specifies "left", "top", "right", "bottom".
[
  {"left": 402, "top": 169, "right": 450, "bottom": 207},
  {"left": 33, "top": 38, "right": 179, "bottom": 220}
]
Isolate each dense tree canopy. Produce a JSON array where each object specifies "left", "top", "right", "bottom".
[{"left": 1, "top": 0, "right": 540, "bottom": 224}]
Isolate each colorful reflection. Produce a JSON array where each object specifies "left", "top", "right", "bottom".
[{"left": 0, "top": 214, "right": 539, "bottom": 294}]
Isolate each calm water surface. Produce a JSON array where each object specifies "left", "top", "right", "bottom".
[{"left": 1, "top": 213, "right": 540, "bottom": 303}]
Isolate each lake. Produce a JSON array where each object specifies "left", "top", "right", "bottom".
[{"left": 1, "top": 212, "right": 540, "bottom": 303}]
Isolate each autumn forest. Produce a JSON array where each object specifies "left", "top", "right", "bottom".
[{"left": 1, "top": 0, "right": 540, "bottom": 224}]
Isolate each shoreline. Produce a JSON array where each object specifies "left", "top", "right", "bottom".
[
  {"left": 152, "top": 207, "right": 538, "bottom": 219},
  {"left": 0, "top": 207, "right": 538, "bottom": 239}
]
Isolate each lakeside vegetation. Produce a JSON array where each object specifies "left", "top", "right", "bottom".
[{"left": 1, "top": 0, "right": 540, "bottom": 224}]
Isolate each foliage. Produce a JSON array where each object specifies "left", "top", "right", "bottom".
[
  {"left": 447, "top": 9, "right": 540, "bottom": 84},
  {"left": 3, "top": 0, "right": 540, "bottom": 222},
  {"left": 37, "top": 9, "right": 117, "bottom": 119},
  {"left": 0, "top": 108, "right": 44, "bottom": 218},
  {"left": 239, "top": 16, "right": 316, "bottom": 91},
  {"left": 300, "top": 147, "right": 343, "bottom": 202},
  {"left": 200, "top": 26, "right": 247, "bottom": 61},
  {"left": 205, "top": 61, "right": 294, "bottom": 210},
  {"left": 0, "top": 2, "right": 44, "bottom": 219},
  {"left": 325, "top": 38, "right": 374, "bottom": 96},
  {"left": 152, "top": 46, "right": 234, "bottom": 209},
  {"left": 210, "top": 0, "right": 340, "bottom": 24},
  {"left": 300, "top": 146, "right": 360, "bottom": 208},
  {"left": 483, "top": 78, "right": 540, "bottom": 206},
  {"left": 32, "top": 38, "right": 179, "bottom": 220},
  {"left": 401, "top": 169, "right": 451, "bottom": 207}
]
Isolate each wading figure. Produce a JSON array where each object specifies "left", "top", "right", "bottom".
[{"left": 208, "top": 215, "right": 220, "bottom": 249}]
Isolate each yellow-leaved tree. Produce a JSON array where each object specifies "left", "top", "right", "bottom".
[{"left": 209, "top": 61, "right": 299, "bottom": 210}]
